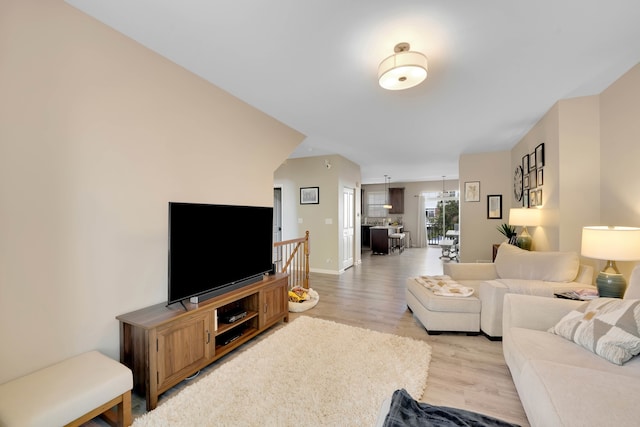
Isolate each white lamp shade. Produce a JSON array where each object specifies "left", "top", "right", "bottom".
[
  {"left": 378, "top": 51, "right": 428, "bottom": 90},
  {"left": 581, "top": 226, "right": 640, "bottom": 261},
  {"left": 508, "top": 208, "right": 541, "bottom": 227}
]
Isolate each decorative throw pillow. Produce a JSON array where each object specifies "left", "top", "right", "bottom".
[{"left": 548, "top": 298, "right": 640, "bottom": 365}]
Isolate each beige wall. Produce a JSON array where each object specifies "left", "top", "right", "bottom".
[
  {"left": 0, "top": 1, "right": 303, "bottom": 383},
  {"left": 600, "top": 63, "right": 640, "bottom": 278},
  {"left": 459, "top": 151, "right": 512, "bottom": 262},
  {"left": 274, "top": 155, "right": 361, "bottom": 273},
  {"left": 557, "top": 96, "right": 600, "bottom": 251}
]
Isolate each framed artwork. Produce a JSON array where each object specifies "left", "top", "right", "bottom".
[
  {"left": 523, "top": 190, "right": 530, "bottom": 208},
  {"left": 487, "top": 195, "right": 502, "bottom": 219},
  {"left": 536, "top": 143, "right": 545, "bottom": 168},
  {"left": 537, "top": 168, "right": 543, "bottom": 186},
  {"left": 522, "top": 154, "right": 530, "bottom": 173},
  {"left": 464, "top": 181, "right": 480, "bottom": 202},
  {"left": 300, "top": 187, "right": 319, "bottom": 204},
  {"left": 524, "top": 174, "right": 530, "bottom": 189},
  {"left": 536, "top": 189, "right": 542, "bottom": 205},
  {"left": 529, "top": 189, "right": 538, "bottom": 206},
  {"left": 530, "top": 168, "right": 537, "bottom": 188},
  {"left": 530, "top": 151, "right": 537, "bottom": 172}
]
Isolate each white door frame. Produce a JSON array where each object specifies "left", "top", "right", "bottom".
[{"left": 342, "top": 186, "right": 355, "bottom": 270}]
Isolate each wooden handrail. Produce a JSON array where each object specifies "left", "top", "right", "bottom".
[{"left": 273, "top": 230, "right": 309, "bottom": 289}]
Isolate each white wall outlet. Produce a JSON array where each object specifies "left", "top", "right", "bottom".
[
  {"left": 325, "top": 218, "right": 333, "bottom": 224},
  {"left": 298, "top": 218, "right": 303, "bottom": 223}
]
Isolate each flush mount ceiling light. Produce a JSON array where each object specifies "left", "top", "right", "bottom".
[{"left": 378, "top": 42, "right": 428, "bottom": 90}]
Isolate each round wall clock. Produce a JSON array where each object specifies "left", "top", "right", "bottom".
[{"left": 514, "top": 165, "right": 523, "bottom": 201}]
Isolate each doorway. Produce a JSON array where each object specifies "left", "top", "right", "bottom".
[
  {"left": 423, "top": 191, "right": 459, "bottom": 245},
  {"left": 342, "top": 187, "right": 355, "bottom": 269},
  {"left": 273, "top": 187, "right": 282, "bottom": 263}
]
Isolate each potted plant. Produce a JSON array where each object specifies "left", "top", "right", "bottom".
[{"left": 497, "top": 224, "right": 518, "bottom": 245}]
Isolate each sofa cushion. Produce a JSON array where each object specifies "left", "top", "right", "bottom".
[
  {"left": 505, "top": 327, "right": 640, "bottom": 378},
  {"left": 494, "top": 242, "right": 579, "bottom": 282},
  {"left": 518, "top": 359, "right": 640, "bottom": 427},
  {"left": 493, "top": 279, "right": 553, "bottom": 296},
  {"left": 548, "top": 298, "right": 640, "bottom": 365}
]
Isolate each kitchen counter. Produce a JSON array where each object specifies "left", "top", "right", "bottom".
[
  {"left": 370, "top": 225, "right": 404, "bottom": 254},
  {"left": 370, "top": 225, "right": 404, "bottom": 232}
]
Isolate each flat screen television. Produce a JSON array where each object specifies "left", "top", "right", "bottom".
[{"left": 168, "top": 202, "right": 273, "bottom": 305}]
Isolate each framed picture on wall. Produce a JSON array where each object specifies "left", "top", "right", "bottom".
[
  {"left": 522, "top": 154, "right": 530, "bottom": 173},
  {"left": 523, "top": 190, "right": 530, "bottom": 208},
  {"left": 464, "top": 181, "right": 480, "bottom": 202},
  {"left": 300, "top": 187, "right": 319, "bottom": 204},
  {"left": 487, "top": 195, "right": 502, "bottom": 219},
  {"left": 530, "top": 168, "right": 537, "bottom": 188},
  {"left": 530, "top": 151, "right": 537, "bottom": 172},
  {"left": 537, "top": 168, "right": 543, "bottom": 186},
  {"left": 536, "top": 143, "right": 545, "bottom": 168}
]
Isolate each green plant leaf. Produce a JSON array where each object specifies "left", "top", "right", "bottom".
[{"left": 497, "top": 223, "right": 516, "bottom": 238}]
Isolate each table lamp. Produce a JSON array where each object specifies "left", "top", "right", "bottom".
[
  {"left": 508, "top": 208, "right": 541, "bottom": 250},
  {"left": 581, "top": 226, "right": 640, "bottom": 298}
]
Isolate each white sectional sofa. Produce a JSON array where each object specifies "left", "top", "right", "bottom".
[
  {"left": 443, "top": 242, "right": 594, "bottom": 339},
  {"left": 502, "top": 265, "right": 640, "bottom": 427}
]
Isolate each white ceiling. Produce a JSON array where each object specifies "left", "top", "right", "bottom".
[{"left": 65, "top": 0, "right": 640, "bottom": 184}]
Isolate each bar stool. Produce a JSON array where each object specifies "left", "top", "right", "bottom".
[
  {"left": 403, "top": 231, "right": 411, "bottom": 248},
  {"left": 389, "top": 232, "right": 405, "bottom": 254}
]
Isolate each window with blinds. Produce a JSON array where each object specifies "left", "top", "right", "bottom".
[{"left": 367, "top": 191, "right": 388, "bottom": 218}]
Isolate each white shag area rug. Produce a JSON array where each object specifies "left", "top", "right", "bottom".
[{"left": 132, "top": 316, "right": 431, "bottom": 427}]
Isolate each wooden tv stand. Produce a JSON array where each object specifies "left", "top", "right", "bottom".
[{"left": 116, "top": 273, "right": 289, "bottom": 410}]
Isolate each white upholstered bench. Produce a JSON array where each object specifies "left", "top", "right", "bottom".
[
  {"left": 405, "top": 277, "right": 480, "bottom": 334},
  {"left": 0, "top": 350, "right": 133, "bottom": 427}
]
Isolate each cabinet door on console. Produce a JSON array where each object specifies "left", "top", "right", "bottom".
[
  {"left": 260, "top": 278, "right": 288, "bottom": 329},
  {"left": 156, "top": 311, "right": 214, "bottom": 389}
]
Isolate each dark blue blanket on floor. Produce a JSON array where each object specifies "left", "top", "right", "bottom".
[{"left": 382, "top": 389, "right": 521, "bottom": 427}]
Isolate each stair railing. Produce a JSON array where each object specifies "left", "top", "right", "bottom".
[{"left": 273, "top": 230, "right": 309, "bottom": 289}]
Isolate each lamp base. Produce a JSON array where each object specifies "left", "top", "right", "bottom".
[
  {"left": 516, "top": 235, "right": 532, "bottom": 251},
  {"left": 516, "top": 226, "right": 532, "bottom": 250},
  {"left": 596, "top": 271, "right": 626, "bottom": 298}
]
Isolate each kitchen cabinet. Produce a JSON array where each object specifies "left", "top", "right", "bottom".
[
  {"left": 361, "top": 225, "right": 372, "bottom": 247},
  {"left": 389, "top": 188, "right": 404, "bottom": 214},
  {"left": 371, "top": 227, "right": 389, "bottom": 254}
]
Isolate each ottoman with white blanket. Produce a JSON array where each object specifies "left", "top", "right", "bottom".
[{"left": 406, "top": 275, "right": 480, "bottom": 334}]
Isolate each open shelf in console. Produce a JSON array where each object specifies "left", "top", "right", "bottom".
[
  {"left": 214, "top": 293, "right": 260, "bottom": 355},
  {"left": 214, "top": 323, "right": 259, "bottom": 356},
  {"left": 215, "top": 311, "right": 258, "bottom": 336}
]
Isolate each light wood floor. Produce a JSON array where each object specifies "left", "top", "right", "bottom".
[{"left": 87, "top": 246, "right": 530, "bottom": 426}]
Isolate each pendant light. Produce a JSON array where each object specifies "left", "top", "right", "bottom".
[{"left": 383, "top": 175, "right": 392, "bottom": 209}]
